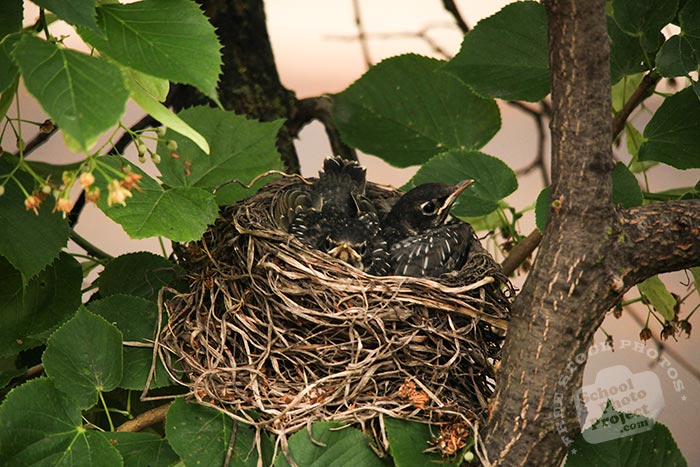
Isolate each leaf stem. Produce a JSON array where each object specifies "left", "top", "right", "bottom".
[
  {"left": 98, "top": 390, "right": 115, "bottom": 432},
  {"left": 70, "top": 230, "right": 113, "bottom": 261}
]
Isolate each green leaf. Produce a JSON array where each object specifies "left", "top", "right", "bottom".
[
  {"left": 94, "top": 157, "right": 218, "bottom": 241},
  {"left": 444, "top": 1, "right": 549, "bottom": 102},
  {"left": 80, "top": 0, "right": 222, "bottom": 103},
  {"left": 275, "top": 421, "right": 387, "bottom": 467},
  {"left": 157, "top": 106, "right": 284, "bottom": 205},
  {"left": 385, "top": 418, "right": 460, "bottom": 467},
  {"left": 691, "top": 267, "right": 700, "bottom": 299},
  {"left": 638, "top": 87, "right": 700, "bottom": 169},
  {"left": 0, "top": 0, "right": 23, "bottom": 39},
  {"left": 88, "top": 294, "right": 171, "bottom": 390},
  {"left": 612, "top": 73, "right": 644, "bottom": 113},
  {"left": 333, "top": 54, "right": 500, "bottom": 167},
  {"left": 612, "top": 162, "right": 642, "bottom": 207},
  {"left": 565, "top": 403, "right": 686, "bottom": 467},
  {"left": 166, "top": 398, "right": 271, "bottom": 467},
  {"left": 0, "top": 33, "right": 22, "bottom": 93},
  {"left": 625, "top": 124, "right": 658, "bottom": 173},
  {"left": 655, "top": 35, "right": 698, "bottom": 77},
  {"left": 535, "top": 186, "right": 552, "bottom": 232},
  {"left": 0, "top": 157, "right": 71, "bottom": 280},
  {"left": 101, "top": 432, "right": 179, "bottom": 467},
  {"left": 612, "top": 0, "right": 678, "bottom": 38},
  {"left": 0, "top": 378, "right": 123, "bottom": 466},
  {"left": 33, "top": 0, "right": 99, "bottom": 31},
  {"left": 43, "top": 308, "right": 123, "bottom": 409},
  {"left": 98, "top": 252, "right": 181, "bottom": 302},
  {"left": 124, "top": 68, "right": 210, "bottom": 155},
  {"left": 461, "top": 208, "right": 508, "bottom": 233},
  {"left": 0, "top": 78, "right": 18, "bottom": 121},
  {"left": 406, "top": 150, "right": 518, "bottom": 217},
  {"left": 678, "top": 0, "right": 700, "bottom": 56},
  {"left": 12, "top": 35, "right": 128, "bottom": 151},
  {"left": 124, "top": 67, "right": 169, "bottom": 102},
  {"left": 0, "top": 253, "right": 82, "bottom": 358},
  {"left": 608, "top": 16, "right": 647, "bottom": 84},
  {"left": 637, "top": 276, "right": 677, "bottom": 321}
]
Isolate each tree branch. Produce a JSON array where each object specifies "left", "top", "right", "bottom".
[
  {"left": 441, "top": 0, "right": 470, "bottom": 33},
  {"left": 611, "top": 71, "right": 660, "bottom": 139},
  {"left": 290, "top": 97, "right": 358, "bottom": 161},
  {"left": 12, "top": 126, "right": 57, "bottom": 158},
  {"left": 500, "top": 229, "right": 542, "bottom": 276},
  {"left": 115, "top": 402, "right": 172, "bottom": 432},
  {"left": 352, "top": 0, "right": 372, "bottom": 67},
  {"left": 612, "top": 200, "right": 700, "bottom": 287}
]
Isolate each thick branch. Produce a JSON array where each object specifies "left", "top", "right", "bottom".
[
  {"left": 485, "top": 1, "right": 615, "bottom": 465},
  {"left": 547, "top": 2, "right": 613, "bottom": 216},
  {"left": 612, "top": 200, "right": 700, "bottom": 286}
]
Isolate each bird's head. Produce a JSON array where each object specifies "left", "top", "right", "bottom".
[{"left": 386, "top": 180, "right": 474, "bottom": 234}]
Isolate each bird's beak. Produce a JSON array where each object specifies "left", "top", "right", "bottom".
[{"left": 436, "top": 179, "right": 474, "bottom": 217}]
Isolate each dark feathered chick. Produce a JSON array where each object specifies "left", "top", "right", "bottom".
[
  {"left": 367, "top": 180, "right": 475, "bottom": 277},
  {"left": 278, "top": 156, "right": 379, "bottom": 270}
]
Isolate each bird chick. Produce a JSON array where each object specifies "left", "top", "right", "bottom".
[
  {"left": 280, "top": 156, "right": 379, "bottom": 270},
  {"left": 367, "top": 180, "right": 475, "bottom": 277}
]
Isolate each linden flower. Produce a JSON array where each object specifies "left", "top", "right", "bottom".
[
  {"left": 54, "top": 198, "right": 73, "bottom": 218},
  {"left": 85, "top": 187, "right": 101, "bottom": 204},
  {"left": 24, "top": 194, "right": 42, "bottom": 215},
  {"left": 107, "top": 179, "right": 132, "bottom": 207},
  {"left": 78, "top": 172, "right": 95, "bottom": 189},
  {"left": 121, "top": 173, "right": 142, "bottom": 191}
]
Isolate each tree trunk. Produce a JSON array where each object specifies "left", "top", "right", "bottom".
[{"left": 483, "top": 1, "right": 700, "bottom": 465}]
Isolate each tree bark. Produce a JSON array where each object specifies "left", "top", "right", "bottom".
[
  {"left": 483, "top": 1, "right": 700, "bottom": 466},
  {"left": 168, "top": 0, "right": 300, "bottom": 173}
]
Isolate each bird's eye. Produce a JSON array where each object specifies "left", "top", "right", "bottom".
[{"left": 420, "top": 200, "right": 437, "bottom": 215}]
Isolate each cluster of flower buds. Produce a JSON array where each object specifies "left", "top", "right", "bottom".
[{"left": 21, "top": 163, "right": 143, "bottom": 217}]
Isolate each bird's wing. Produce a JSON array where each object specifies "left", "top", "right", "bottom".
[
  {"left": 390, "top": 222, "right": 473, "bottom": 277},
  {"left": 272, "top": 185, "right": 312, "bottom": 231}
]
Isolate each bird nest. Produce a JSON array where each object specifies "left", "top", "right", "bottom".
[{"left": 156, "top": 176, "right": 512, "bottom": 457}]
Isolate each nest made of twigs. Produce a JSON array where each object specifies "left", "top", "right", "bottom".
[{"left": 156, "top": 176, "right": 512, "bottom": 456}]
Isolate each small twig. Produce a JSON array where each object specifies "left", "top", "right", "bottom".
[
  {"left": 328, "top": 28, "right": 452, "bottom": 60},
  {"left": 352, "top": 0, "right": 372, "bottom": 68},
  {"left": 69, "top": 230, "right": 113, "bottom": 261},
  {"left": 290, "top": 96, "right": 358, "bottom": 161},
  {"left": 223, "top": 422, "right": 239, "bottom": 467},
  {"left": 115, "top": 402, "right": 172, "bottom": 432},
  {"left": 611, "top": 71, "right": 660, "bottom": 139},
  {"left": 500, "top": 229, "right": 543, "bottom": 277},
  {"left": 213, "top": 170, "right": 311, "bottom": 194},
  {"left": 12, "top": 127, "right": 58, "bottom": 158},
  {"left": 441, "top": 0, "right": 470, "bottom": 33}
]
